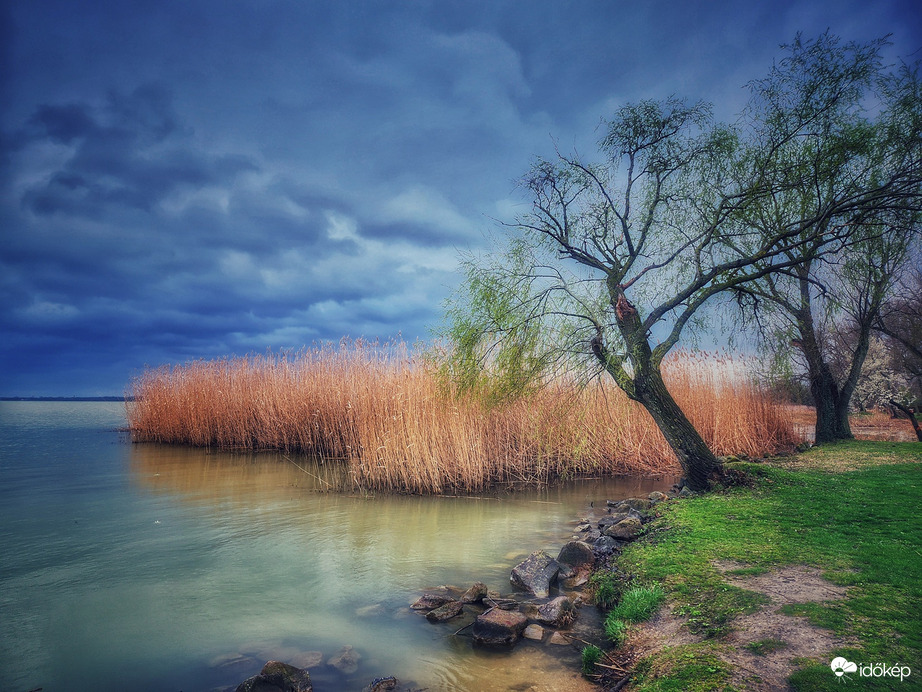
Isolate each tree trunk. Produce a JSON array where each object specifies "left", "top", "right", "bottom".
[
  {"left": 807, "top": 363, "right": 854, "bottom": 443},
  {"left": 889, "top": 399, "right": 922, "bottom": 442},
  {"left": 600, "top": 289, "right": 722, "bottom": 491},
  {"left": 632, "top": 364, "right": 723, "bottom": 491}
]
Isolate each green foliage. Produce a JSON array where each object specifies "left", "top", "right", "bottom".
[
  {"left": 611, "top": 584, "right": 666, "bottom": 623},
  {"left": 588, "top": 569, "right": 622, "bottom": 610},
  {"left": 604, "top": 614, "right": 628, "bottom": 646},
  {"left": 581, "top": 644, "right": 603, "bottom": 676}
]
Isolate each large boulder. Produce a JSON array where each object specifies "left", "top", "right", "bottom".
[
  {"left": 236, "top": 661, "right": 312, "bottom": 692},
  {"left": 557, "top": 541, "right": 595, "bottom": 588},
  {"left": 535, "top": 596, "right": 577, "bottom": 628},
  {"left": 608, "top": 497, "right": 653, "bottom": 511},
  {"left": 472, "top": 608, "right": 528, "bottom": 647},
  {"left": 510, "top": 550, "right": 559, "bottom": 598}
]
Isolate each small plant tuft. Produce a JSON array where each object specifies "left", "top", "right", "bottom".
[
  {"left": 581, "top": 644, "right": 603, "bottom": 675},
  {"left": 604, "top": 614, "right": 629, "bottom": 645},
  {"left": 611, "top": 584, "right": 666, "bottom": 623}
]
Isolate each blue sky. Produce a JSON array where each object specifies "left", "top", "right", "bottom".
[{"left": 2, "top": 0, "right": 920, "bottom": 396}]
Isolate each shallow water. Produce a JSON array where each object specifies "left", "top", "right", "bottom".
[{"left": 0, "top": 401, "right": 676, "bottom": 692}]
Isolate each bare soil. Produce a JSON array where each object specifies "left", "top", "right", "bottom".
[{"left": 625, "top": 562, "right": 855, "bottom": 691}]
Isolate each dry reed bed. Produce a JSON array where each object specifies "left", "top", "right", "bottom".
[{"left": 127, "top": 343, "right": 799, "bottom": 493}]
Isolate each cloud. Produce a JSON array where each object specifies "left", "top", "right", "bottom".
[{"left": 18, "top": 83, "right": 258, "bottom": 217}]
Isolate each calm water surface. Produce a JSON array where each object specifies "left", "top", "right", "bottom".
[{"left": 0, "top": 401, "right": 676, "bottom": 692}]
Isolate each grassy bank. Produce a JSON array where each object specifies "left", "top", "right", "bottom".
[
  {"left": 591, "top": 441, "right": 922, "bottom": 690},
  {"left": 127, "top": 341, "right": 796, "bottom": 493}
]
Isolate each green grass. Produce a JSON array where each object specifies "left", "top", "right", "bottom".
[
  {"left": 581, "top": 644, "right": 603, "bottom": 675},
  {"left": 744, "top": 638, "right": 788, "bottom": 656},
  {"left": 613, "top": 440, "right": 922, "bottom": 691},
  {"left": 610, "top": 584, "right": 665, "bottom": 622},
  {"left": 604, "top": 615, "right": 629, "bottom": 645}
]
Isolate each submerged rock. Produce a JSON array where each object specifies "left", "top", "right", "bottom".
[
  {"left": 328, "top": 645, "right": 361, "bottom": 675},
  {"left": 522, "top": 623, "right": 545, "bottom": 641},
  {"left": 472, "top": 608, "right": 528, "bottom": 647},
  {"left": 510, "top": 550, "right": 559, "bottom": 598},
  {"left": 236, "top": 660, "right": 312, "bottom": 692}
]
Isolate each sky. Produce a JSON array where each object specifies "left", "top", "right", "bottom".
[{"left": 2, "top": 0, "right": 921, "bottom": 396}]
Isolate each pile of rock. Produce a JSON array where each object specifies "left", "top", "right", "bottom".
[{"left": 411, "top": 491, "right": 669, "bottom": 652}]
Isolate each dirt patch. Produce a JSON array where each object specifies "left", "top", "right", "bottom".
[
  {"left": 627, "top": 564, "right": 854, "bottom": 691},
  {"left": 718, "top": 563, "right": 855, "bottom": 691}
]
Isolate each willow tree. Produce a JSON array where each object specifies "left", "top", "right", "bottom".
[
  {"left": 730, "top": 35, "right": 922, "bottom": 443},
  {"left": 446, "top": 34, "right": 922, "bottom": 491}
]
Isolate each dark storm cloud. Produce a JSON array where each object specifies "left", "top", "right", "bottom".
[
  {"left": 1, "top": 0, "right": 919, "bottom": 395},
  {"left": 19, "top": 84, "right": 258, "bottom": 217}
]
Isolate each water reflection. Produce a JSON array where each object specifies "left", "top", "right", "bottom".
[{"left": 126, "top": 442, "right": 676, "bottom": 691}]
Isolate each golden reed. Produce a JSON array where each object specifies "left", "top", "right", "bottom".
[{"left": 127, "top": 341, "right": 799, "bottom": 493}]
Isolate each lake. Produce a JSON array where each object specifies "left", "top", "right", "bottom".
[{"left": 0, "top": 401, "right": 676, "bottom": 691}]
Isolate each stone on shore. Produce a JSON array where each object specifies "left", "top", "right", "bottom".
[
  {"left": 602, "top": 516, "right": 643, "bottom": 540},
  {"left": 556, "top": 541, "right": 595, "bottom": 588},
  {"left": 536, "top": 596, "right": 577, "bottom": 628},
  {"left": 510, "top": 550, "right": 559, "bottom": 598},
  {"left": 472, "top": 608, "right": 528, "bottom": 647},
  {"left": 236, "top": 660, "right": 312, "bottom": 692},
  {"left": 425, "top": 600, "right": 464, "bottom": 622}
]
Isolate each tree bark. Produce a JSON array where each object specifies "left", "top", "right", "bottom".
[
  {"left": 598, "top": 287, "right": 723, "bottom": 491},
  {"left": 889, "top": 399, "right": 922, "bottom": 442}
]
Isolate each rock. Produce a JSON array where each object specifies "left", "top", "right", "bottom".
[
  {"left": 548, "top": 631, "right": 571, "bottom": 645},
  {"left": 510, "top": 551, "right": 559, "bottom": 598},
  {"left": 557, "top": 541, "right": 595, "bottom": 588},
  {"left": 592, "top": 535, "right": 625, "bottom": 556},
  {"left": 597, "top": 508, "right": 642, "bottom": 530},
  {"left": 609, "top": 497, "right": 652, "bottom": 511},
  {"left": 236, "top": 660, "right": 312, "bottom": 692},
  {"left": 363, "top": 676, "right": 399, "bottom": 692},
  {"left": 355, "top": 603, "right": 386, "bottom": 617},
  {"left": 648, "top": 491, "right": 668, "bottom": 503},
  {"left": 410, "top": 593, "right": 454, "bottom": 610},
  {"left": 289, "top": 651, "right": 324, "bottom": 669},
  {"left": 522, "top": 624, "right": 545, "bottom": 641},
  {"left": 328, "top": 646, "right": 361, "bottom": 675},
  {"left": 536, "top": 596, "right": 576, "bottom": 628},
  {"left": 678, "top": 487, "right": 697, "bottom": 498},
  {"left": 575, "top": 522, "right": 592, "bottom": 532},
  {"left": 425, "top": 600, "right": 464, "bottom": 622},
  {"left": 472, "top": 608, "right": 528, "bottom": 647},
  {"left": 602, "top": 516, "right": 643, "bottom": 540},
  {"left": 460, "top": 581, "right": 489, "bottom": 604}
]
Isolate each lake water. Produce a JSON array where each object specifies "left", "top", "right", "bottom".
[{"left": 0, "top": 401, "right": 676, "bottom": 692}]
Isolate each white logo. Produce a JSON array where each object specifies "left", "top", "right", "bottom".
[
  {"left": 830, "top": 657, "right": 912, "bottom": 682},
  {"left": 831, "top": 657, "right": 857, "bottom": 678}
]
